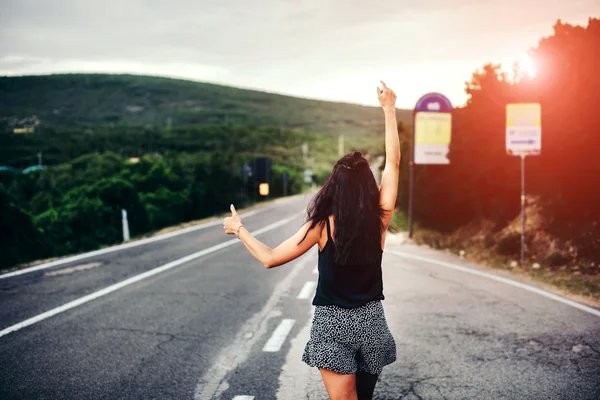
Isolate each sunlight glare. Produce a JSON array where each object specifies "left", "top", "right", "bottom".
[{"left": 519, "top": 54, "right": 536, "bottom": 78}]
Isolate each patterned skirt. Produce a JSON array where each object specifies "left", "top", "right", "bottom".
[{"left": 301, "top": 300, "right": 397, "bottom": 375}]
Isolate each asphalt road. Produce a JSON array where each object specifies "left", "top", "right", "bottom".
[{"left": 1, "top": 193, "right": 599, "bottom": 400}]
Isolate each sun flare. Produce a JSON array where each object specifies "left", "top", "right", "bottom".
[
  {"left": 501, "top": 54, "right": 537, "bottom": 81},
  {"left": 518, "top": 54, "right": 536, "bottom": 78}
]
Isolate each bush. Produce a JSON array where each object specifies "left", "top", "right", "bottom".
[
  {"left": 0, "top": 184, "right": 48, "bottom": 268},
  {"left": 496, "top": 232, "right": 522, "bottom": 256},
  {"left": 545, "top": 251, "right": 570, "bottom": 267}
]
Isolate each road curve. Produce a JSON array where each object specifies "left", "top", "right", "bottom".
[{"left": 0, "top": 194, "right": 599, "bottom": 400}]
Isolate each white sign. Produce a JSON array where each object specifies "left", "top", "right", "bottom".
[
  {"left": 304, "top": 168, "right": 312, "bottom": 183},
  {"left": 427, "top": 102, "right": 441, "bottom": 111},
  {"left": 506, "top": 103, "right": 541, "bottom": 156}
]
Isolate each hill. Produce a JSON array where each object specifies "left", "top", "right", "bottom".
[{"left": 0, "top": 73, "right": 412, "bottom": 135}]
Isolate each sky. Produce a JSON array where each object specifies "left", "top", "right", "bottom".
[{"left": 1, "top": 0, "right": 598, "bottom": 108}]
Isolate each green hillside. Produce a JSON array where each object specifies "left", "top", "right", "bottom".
[{"left": 0, "top": 73, "right": 411, "bottom": 135}]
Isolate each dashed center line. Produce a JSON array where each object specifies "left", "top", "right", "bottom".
[
  {"left": 263, "top": 319, "right": 295, "bottom": 352},
  {"left": 297, "top": 281, "right": 316, "bottom": 300},
  {"left": 232, "top": 396, "right": 255, "bottom": 400}
]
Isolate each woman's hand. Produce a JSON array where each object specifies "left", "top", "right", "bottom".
[
  {"left": 377, "top": 81, "right": 397, "bottom": 111},
  {"left": 223, "top": 204, "right": 243, "bottom": 236}
]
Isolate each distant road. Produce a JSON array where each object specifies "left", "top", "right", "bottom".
[{"left": 1, "top": 193, "right": 599, "bottom": 399}]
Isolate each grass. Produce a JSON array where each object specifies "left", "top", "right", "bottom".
[
  {"left": 388, "top": 211, "right": 410, "bottom": 233},
  {"left": 530, "top": 269, "right": 600, "bottom": 302}
]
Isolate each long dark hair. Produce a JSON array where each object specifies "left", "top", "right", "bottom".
[{"left": 299, "top": 151, "right": 385, "bottom": 265}]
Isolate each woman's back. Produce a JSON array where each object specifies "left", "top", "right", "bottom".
[{"left": 312, "top": 216, "right": 384, "bottom": 308}]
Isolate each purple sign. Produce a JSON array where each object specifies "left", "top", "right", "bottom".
[{"left": 414, "top": 93, "right": 453, "bottom": 113}]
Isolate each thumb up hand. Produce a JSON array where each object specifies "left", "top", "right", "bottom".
[{"left": 223, "top": 204, "right": 243, "bottom": 236}]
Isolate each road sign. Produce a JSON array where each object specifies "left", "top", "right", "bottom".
[
  {"left": 413, "top": 93, "right": 453, "bottom": 165},
  {"left": 506, "top": 103, "right": 541, "bottom": 156},
  {"left": 253, "top": 157, "right": 271, "bottom": 183},
  {"left": 409, "top": 92, "right": 453, "bottom": 240},
  {"left": 259, "top": 183, "right": 269, "bottom": 196},
  {"left": 302, "top": 143, "right": 308, "bottom": 160},
  {"left": 414, "top": 112, "right": 452, "bottom": 164},
  {"left": 241, "top": 163, "right": 252, "bottom": 178},
  {"left": 304, "top": 168, "right": 312, "bottom": 184}
]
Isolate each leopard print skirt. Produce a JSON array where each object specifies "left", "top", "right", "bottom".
[{"left": 301, "top": 300, "right": 397, "bottom": 375}]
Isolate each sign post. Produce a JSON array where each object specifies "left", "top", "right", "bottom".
[
  {"left": 304, "top": 168, "right": 313, "bottom": 184},
  {"left": 241, "top": 163, "right": 252, "bottom": 201},
  {"left": 408, "top": 93, "right": 453, "bottom": 238},
  {"left": 282, "top": 171, "right": 289, "bottom": 196},
  {"left": 506, "top": 103, "right": 541, "bottom": 264}
]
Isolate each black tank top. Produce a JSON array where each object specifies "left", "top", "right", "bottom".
[{"left": 312, "top": 217, "right": 385, "bottom": 308}]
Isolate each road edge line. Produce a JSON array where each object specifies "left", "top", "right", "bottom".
[
  {"left": 0, "top": 213, "right": 303, "bottom": 339},
  {"left": 387, "top": 249, "right": 600, "bottom": 318}
]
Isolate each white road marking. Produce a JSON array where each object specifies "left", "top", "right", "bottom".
[
  {"left": 44, "top": 262, "right": 102, "bottom": 277},
  {"left": 233, "top": 396, "right": 255, "bottom": 400},
  {"left": 312, "top": 265, "right": 318, "bottom": 274},
  {"left": 263, "top": 319, "right": 296, "bottom": 352},
  {"left": 0, "top": 213, "right": 303, "bottom": 339},
  {"left": 0, "top": 208, "right": 264, "bottom": 280},
  {"left": 388, "top": 249, "right": 600, "bottom": 318},
  {"left": 297, "top": 281, "right": 316, "bottom": 300},
  {"left": 276, "top": 306, "right": 322, "bottom": 399},
  {"left": 195, "top": 254, "right": 313, "bottom": 400}
]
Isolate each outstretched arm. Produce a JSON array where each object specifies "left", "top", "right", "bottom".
[
  {"left": 223, "top": 205, "right": 321, "bottom": 268},
  {"left": 377, "top": 81, "right": 401, "bottom": 230}
]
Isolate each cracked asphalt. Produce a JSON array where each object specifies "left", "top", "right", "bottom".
[{"left": 1, "top": 194, "right": 599, "bottom": 399}]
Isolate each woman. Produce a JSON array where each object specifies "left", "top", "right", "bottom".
[{"left": 223, "top": 81, "right": 400, "bottom": 399}]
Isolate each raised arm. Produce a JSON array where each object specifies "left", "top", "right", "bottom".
[
  {"left": 223, "top": 205, "right": 321, "bottom": 268},
  {"left": 377, "top": 81, "right": 401, "bottom": 230}
]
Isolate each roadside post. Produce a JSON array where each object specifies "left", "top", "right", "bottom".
[
  {"left": 408, "top": 93, "right": 453, "bottom": 238},
  {"left": 282, "top": 171, "right": 289, "bottom": 197},
  {"left": 304, "top": 168, "right": 313, "bottom": 185},
  {"left": 121, "top": 209, "right": 130, "bottom": 242},
  {"left": 506, "top": 103, "right": 542, "bottom": 264},
  {"left": 241, "top": 162, "right": 252, "bottom": 201}
]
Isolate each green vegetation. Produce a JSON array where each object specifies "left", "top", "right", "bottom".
[
  {"left": 1, "top": 73, "right": 392, "bottom": 269},
  {"left": 388, "top": 211, "right": 409, "bottom": 233},
  {"left": 0, "top": 73, "right": 411, "bottom": 137},
  {"left": 0, "top": 123, "right": 383, "bottom": 269}
]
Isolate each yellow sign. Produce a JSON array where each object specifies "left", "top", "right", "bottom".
[
  {"left": 506, "top": 103, "right": 541, "bottom": 127},
  {"left": 414, "top": 112, "right": 452, "bottom": 164},
  {"left": 414, "top": 112, "right": 452, "bottom": 145},
  {"left": 259, "top": 183, "right": 269, "bottom": 196},
  {"left": 13, "top": 127, "right": 35, "bottom": 134}
]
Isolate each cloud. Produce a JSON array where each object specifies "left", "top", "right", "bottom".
[
  {"left": 0, "top": 58, "right": 229, "bottom": 82},
  {"left": 1, "top": 0, "right": 599, "bottom": 107}
]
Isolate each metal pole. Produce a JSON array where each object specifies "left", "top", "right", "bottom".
[
  {"left": 408, "top": 121, "right": 415, "bottom": 238},
  {"left": 243, "top": 173, "right": 248, "bottom": 202},
  {"left": 520, "top": 155, "right": 525, "bottom": 264}
]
